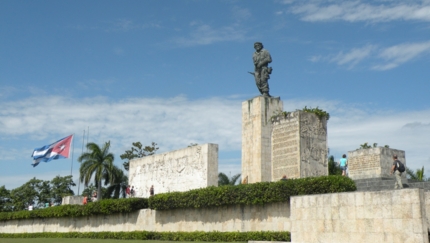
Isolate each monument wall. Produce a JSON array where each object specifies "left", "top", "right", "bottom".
[
  {"left": 2, "top": 189, "right": 429, "bottom": 243},
  {"left": 129, "top": 143, "right": 218, "bottom": 198},
  {"left": 348, "top": 147, "right": 406, "bottom": 180},
  {"left": 62, "top": 196, "right": 84, "bottom": 205},
  {"left": 242, "top": 96, "right": 283, "bottom": 183},
  {"left": 271, "top": 111, "right": 328, "bottom": 180},
  {"left": 291, "top": 188, "right": 429, "bottom": 243},
  {"left": 0, "top": 202, "right": 291, "bottom": 233}
]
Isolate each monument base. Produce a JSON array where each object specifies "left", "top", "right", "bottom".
[
  {"left": 348, "top": 147, "right": 406, "bottom": 180},
  {"left": 242, "top": 96, "right": 283, "bottom": 183},
  {"left": 271, "top": 110, "right": 328, "bottom": 180}
]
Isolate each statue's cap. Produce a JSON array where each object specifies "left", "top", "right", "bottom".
[{"left": 254, "top": 42, "right": 263, "bottom": 46}]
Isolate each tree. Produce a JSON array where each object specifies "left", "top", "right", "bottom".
[
  {"left": 0, "top": 186, "right": 12, "bottom": 212},
  {"left": 78, "top": 141, "right": 117, "bottom": 201},
  {"left": 328, "top": 155, "right": 342, "bottom": 175},
  {"left": 104, "top": 167, "right": 128, "bottom": 199},
  {"left": 218, "top": 172, "right": 241, "bottom": 186},
  {"left": 406, "top": 166, "right": 428, "bottom": 181},
  {"left": 120, "top": 142, "right": 159, "bottom": 171},
  {"left": 9, "top": 177, "right": 48, "bottom": 210},
  {"left": 37, "top": 180, "right": 52, "bottom": 207},
  {"left": 50, "top": 175, "right": 75, "bottom": 205}
]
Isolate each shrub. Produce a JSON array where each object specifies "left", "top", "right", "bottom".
[
  {"left": 149, "top": 175, "right": 356, "bottom": 210},
  {"left": 0, "top": 198, "right": 148, "bottom": 221},
  {"left": 0, "top": 231, "right": 291, "bottom": 241},
  {"left": 0, "top": 176, "right": 356, "bottom": 220}
]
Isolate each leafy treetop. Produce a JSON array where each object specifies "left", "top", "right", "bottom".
[
  {"left": 271, "top": 106, "right": 329, "bottom": 121},
  {"left": 302, "top": 106, "right": 330, "bottom": 121},
  {"left": 357, "top": 142, "right": 389, "bottom": 150},
  {"left": 120, "top": 142, "right": 159, "bottom": 171}
]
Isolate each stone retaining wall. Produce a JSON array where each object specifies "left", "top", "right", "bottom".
[
  {"left": 1, "top": 189, "right": 428, "bottom": 243},
  {"left": 291, "top": 188, "right": 429, "bottom": 243},
  {"left": 0, "top": 202, "right": 291, "bottom": 233}
]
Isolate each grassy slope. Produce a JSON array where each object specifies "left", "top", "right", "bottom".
[{"left": 0, "top": 240, "right": 247, "bottom": 243}]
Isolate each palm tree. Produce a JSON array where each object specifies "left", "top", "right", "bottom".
[
  {"left": 78, "top": 141, "right": 117, "bottom": 201},
  {"left": 218, "top": 172, "right": 241, "bottom": 186},
  {"left": 103, "top": 167, "right": 128, "bottom": 199},
  {"left": 406, "top": 166, "right": 428, "bottom": 181}
]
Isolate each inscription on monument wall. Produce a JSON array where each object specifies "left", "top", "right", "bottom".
[
  {"left": 271, "top": 111, "right": 328, "bottom": 180},
  {"left": 348, "top": 155, "right": 379, "bottom": 170},
  {"left": 272, "top": 113, "right": 300, "bottom": 180},
  {"left": 348, "top": 147, "right": 406, "bottom": 179},
  {"left": 299, "top": 112, "right": 328, "bottom": 178},
  {"left": 129, "top": 144, "right": 218, "bottom": 198}
]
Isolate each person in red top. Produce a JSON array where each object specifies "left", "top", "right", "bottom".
[{"left": 126, "top": 185, "right": 131, "bottom": 198}]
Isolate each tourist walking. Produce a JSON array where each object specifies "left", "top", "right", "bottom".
[
  {"left": 340, "top": 154, "right": 348, "bottom": 176},
  {"left": 390, "top": 155, "right": 404, "bottom": 189}
]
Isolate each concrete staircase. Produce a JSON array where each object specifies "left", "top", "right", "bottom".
[{"left": 353, "top": 177, "right": 430, "bottom": 191}]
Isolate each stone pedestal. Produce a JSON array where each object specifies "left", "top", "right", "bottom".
[
  {"left": 271, "top": 110, "right": 328, "bottom": 180},
  {"left": 348, "top": 147, "right": 406, "bottom": 180},
  {"left": 242, "top": 96, "right": 283, "bottom": 183},
  {"left": 62, "top": 196, "right": 84, "bottom": 205}
]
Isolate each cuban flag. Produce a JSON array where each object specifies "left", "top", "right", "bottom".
[{"left": 31, "top": 135, "right": 73, "bottom": 167}]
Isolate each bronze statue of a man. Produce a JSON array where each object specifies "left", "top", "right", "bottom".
[{"left": 252, "top": 42, "right": 272, "bottom": 97}]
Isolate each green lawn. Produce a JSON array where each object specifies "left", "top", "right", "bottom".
[{"left": 0, "top": 240, "right": 247, "bottom": 243}]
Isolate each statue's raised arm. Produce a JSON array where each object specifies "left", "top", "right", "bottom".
[{"left": 251, "top": 42, "right": 272, "bottom": 97}]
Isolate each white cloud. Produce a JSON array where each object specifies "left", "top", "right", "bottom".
[
  {"left": 1, "top": 95, "right": 430, "bottom": 190},
  {"left": 372, "top": 41, "right": 430, "bottom": 70},
  {"left": 330, "top": 45, "right": 376, "bottom": 68},
  {"left": 309, "top": 55, "right": 322, "bottom": 62},
  {"left": 312, "top": 41, "right": 430, "bottom": 70},
  {"left": 0, "top": 95, "right": 242, "bottom": 154},
  {"left": 286, "top": 1, "right": 430, "bottom": 23},
  {"left": 231, "top": 7, "right": 252, "bottom": 22},
  {"left": 70, "top": 19, "right": 161, "bottom": 32},
  {"left": 171, "top": 23, "right": 248, "bottom": 47}
]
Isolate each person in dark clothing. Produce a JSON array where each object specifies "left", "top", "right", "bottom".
[
  {"left": 149, "top": 185, "right": 154, "bottom": 196},
  {"left": 390, "top": 155, "right": 403, "bottom": 189}
]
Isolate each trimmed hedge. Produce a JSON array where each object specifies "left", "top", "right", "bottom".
[
  {"left": 0, "top": 198, "right": 148, "bottom": 221},
  {"left": 149, "top": 175, "right": 356, "bottom": 210},
  {"left": 0, "top": 176, "right": 356, "bottom": 221},
  {"left": 0, "top": 231, "right": 291, "bottom": 241}
]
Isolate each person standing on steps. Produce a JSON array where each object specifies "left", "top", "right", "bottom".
[
  {"left": 390, "top": 155, "right": 404, "bottom": 189},
  {"left": 339, "top": 154, "right": 348, "bottom": 176}
]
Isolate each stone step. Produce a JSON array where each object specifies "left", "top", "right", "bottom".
[{"left": 353, "top": 178, "right": 430, "bottom": 191}]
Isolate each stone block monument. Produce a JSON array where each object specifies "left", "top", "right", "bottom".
[
  {"left": 348, "top": 147, "right": 406, "bottom": 180},
  {"left": 61, "top": 196, "right": 84, "bottom": 205},
  {"left": 129, "top": 143, "right": 218, "bottom": 198},
  {"left": 242, "top": 96, "right": 283, "bottom": 183},
  {"left": 271, "top": 110, "right": 328, "bottom": 180}
]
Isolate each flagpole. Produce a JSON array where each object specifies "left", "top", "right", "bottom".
[
  {"left": 77, "top": 129, "right": 85, "bottom": 196},
  {"left": 70, "top": 134, "right": 75, "bottom": 176},
  {"left": 86, "top": 126, "right": 89, "bottom": 151}
]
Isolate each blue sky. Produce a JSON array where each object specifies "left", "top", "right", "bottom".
[{"left": 1, "top": 0, "right": 430, "bottom": 192}]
